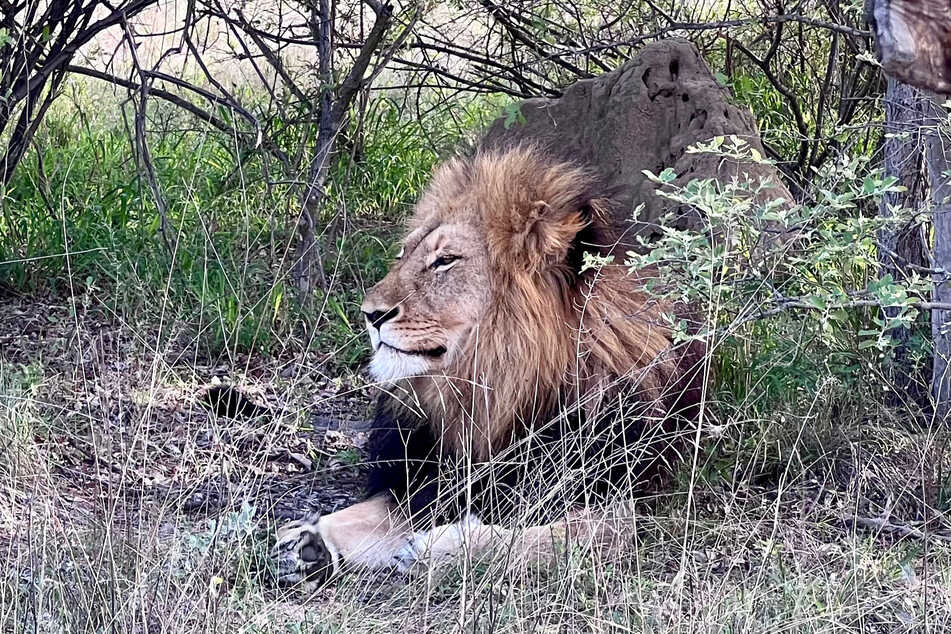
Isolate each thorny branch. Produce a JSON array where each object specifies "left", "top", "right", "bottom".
[{"left": 64, "top": 66, "right": 291, "bottom": 167}]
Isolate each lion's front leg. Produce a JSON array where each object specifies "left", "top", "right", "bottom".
[
  {"left": 272, "top": 495, "right": 412, "bottom": 585},
  {"left": 394, "top": 509, "right": 632, "bottom": 572},
  {"left": 395, "top": 515, "right": 573, "bottom": 572},
  {"left": 394, "top": 513, "right": 497, "bottom": 572}
]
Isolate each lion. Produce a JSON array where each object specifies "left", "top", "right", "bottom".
[{"left": 272, "top": 144, "right": 708, "bottom": 584}]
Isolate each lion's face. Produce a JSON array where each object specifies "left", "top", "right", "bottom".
[
  {"left": 361, "top": 219, "right": 490, "bottom": 382},
  {"left": 359, "top": 145, "right": 701, "bottom": 460},
  {"left": 361, "top": 146, "right": 608, "bottom": 384}
]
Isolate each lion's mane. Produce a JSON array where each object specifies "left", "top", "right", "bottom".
[{"left": 366, "top": 145, "right": 707, "bottom": 524}]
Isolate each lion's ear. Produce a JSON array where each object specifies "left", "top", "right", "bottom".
[{"left": 509, "top": 200, "right": 588, "bottom": 270}]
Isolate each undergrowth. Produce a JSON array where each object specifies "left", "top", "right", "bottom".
[
  {"left": 2, "top": 350, "right": 949, "bottom": 633},
  {"left": 2, "top": 68, "right": 950, "bottom": 634},
  {"left": 0, "top": 80, "right": 499, "bottom": 365}
]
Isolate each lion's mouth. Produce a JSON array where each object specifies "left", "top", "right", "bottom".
[{"left": 380, "top": 342, "right": 447, "bottom": 358}]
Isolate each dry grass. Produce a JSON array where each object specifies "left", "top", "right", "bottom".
[
  {"left": 8, "top": 7, "right": 943, "bottom": 630},
  {"left": 2, "top": 293, "right": 951, "bottom": 634}
]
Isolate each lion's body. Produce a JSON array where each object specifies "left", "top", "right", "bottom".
[{"left": 273, "top": 145, "right": 708, "bottom": 582}]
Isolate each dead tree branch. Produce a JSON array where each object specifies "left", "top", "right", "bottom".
[{"left": 63, "top": 66, "right": 290, "bottom": 168}]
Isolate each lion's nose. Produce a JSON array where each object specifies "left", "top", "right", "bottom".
[{"left": 363, "top": 306, "right": 400, "bottom": 329}]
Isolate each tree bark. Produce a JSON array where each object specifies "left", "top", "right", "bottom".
[
  {"left": 292, "top": 0, "right": 393, "bottom": 298},
  {"left": 877, "top": 78, "right": 929, "bottom": 407},
  {"left": 866, "top": 0, "right": 951, "bottom": 95},
  {"left": 926, "top": 96, "right": 951, "bottom": 420}
]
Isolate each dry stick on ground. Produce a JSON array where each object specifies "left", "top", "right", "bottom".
[{"left": 840, "top": 512, "right": 951, "bottom": 543}]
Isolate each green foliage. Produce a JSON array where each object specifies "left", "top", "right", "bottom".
[
  {"left": 501, "top": 102, "right": 526, "bottom": 129},
  {"left": 631, "top": 135, "right": 923, "bottom": 411},
  {"left": 0, "top": 86, "right": 490, "bottom": 363},
  {"left": 721, "top": 72, "right": 791, "bottom": 147}
]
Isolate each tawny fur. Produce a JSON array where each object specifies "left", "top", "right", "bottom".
[
  {"left": 395, "top": 145, "right": 700, "bottom": 459},
  {"left": 274, "top": 144, "right": 708, "bottom": 582}
]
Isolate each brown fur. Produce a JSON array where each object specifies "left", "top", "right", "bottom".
[
  {"left": 365, "top": 144, "right": 706, "bottom": 460},
  {"left": 275, "top": 145, "right": 709, "bottom": 581}
]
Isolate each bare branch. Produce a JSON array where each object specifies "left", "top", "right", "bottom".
[
  {"left": 64, "top": 65, "right": 291, "bottom": 167},
  {"left": 123, "top": 18, "right": 174, "bottom": 254}
]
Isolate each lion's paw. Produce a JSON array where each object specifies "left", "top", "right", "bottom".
[
  {"left": 393, "top": 530, "right": 435, "bottom": 573},
  {"left": 271, "top": 514, "right": 336, "bottom": 586}
]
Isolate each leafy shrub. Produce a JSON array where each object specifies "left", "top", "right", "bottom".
[{"left": 627, "top": 135, "right": 925, "bottom": 412}]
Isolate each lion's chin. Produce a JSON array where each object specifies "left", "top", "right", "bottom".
[{"left": 368, "top": 345, "right": 443, "bottom": 382}]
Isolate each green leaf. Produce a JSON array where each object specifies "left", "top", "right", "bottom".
[
  {"left": 272, "top": 287, "right": 283, "bottom": 323},
  {"left": 580, "top": 252, "right": 614, "bottom": 273},
  {"left": 501, "top": 102, "right": 526, "bottom": 129}
]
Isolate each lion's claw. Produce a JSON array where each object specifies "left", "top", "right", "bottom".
[{"left": 271, "top": 513, "right": 335, "bottom": 587}]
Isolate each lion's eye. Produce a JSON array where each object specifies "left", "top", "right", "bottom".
[
  {"left": 431, "top": 254, "right": 460, "bottom": 270},
  {"left": 395, "top": 247, "right": 405, "bottom": 260}
]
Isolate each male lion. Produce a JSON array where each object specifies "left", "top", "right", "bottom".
[{"left": 273, "top": 144, "right": 707, "bottom": 584}]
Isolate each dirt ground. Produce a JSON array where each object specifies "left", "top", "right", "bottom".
[
  {"left": 5, "top": 290, "right": 951, "bottom": 548},
  {"left": 6, "top": 292, "right": 951, "bottom": 632},
  {"left": 1, "top": 293, "right": 373, "bottom": 536}
]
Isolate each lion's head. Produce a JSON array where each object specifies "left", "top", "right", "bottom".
[{"left": 362, "top": 144, "right": 704, "bottom": 458}]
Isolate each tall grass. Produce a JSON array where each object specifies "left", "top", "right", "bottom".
[
  {"left": 0, "top": 81, "right": 498, "bottom": 362},
  {"left": 2, "top": 76, "right": 950, "bottom": 633},
  {"left": 2, "top": 352, "right": 950, "bottom": 632}
]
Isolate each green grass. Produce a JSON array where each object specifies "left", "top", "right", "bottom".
[
  {"left": 0, "top": 81, "right": 503, "bottom": 365},
  {"left": 2, "top": 297, "right": 949, "bottom": 633}
]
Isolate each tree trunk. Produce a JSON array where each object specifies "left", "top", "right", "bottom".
[
  {"left": 866, "top": 0, "right": 951, "bottom": 95},
  {"left": 877, "top": 78, "right": 929, "bottom": 408},
  {"left": 927, "top": 95, "right": 951, "bottom": 420},
  {"left": 292, "top": 0, "right": 335, "bottom": 297},
  {"left": 292, "top": 0, "right": 393, "bottom": 299}
]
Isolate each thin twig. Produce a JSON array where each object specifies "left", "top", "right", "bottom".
[
  {"left": 64, "top": 65, "right": 289, "bottom": 167},
  {"left": 840, "top": 513, "right": 951, "bottom": 543}
]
